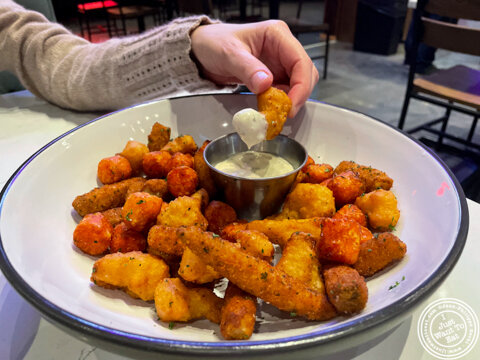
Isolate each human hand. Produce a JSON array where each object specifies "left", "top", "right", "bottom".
[{"left": 190, "top": 20, "right": 318, "bottom": 117}]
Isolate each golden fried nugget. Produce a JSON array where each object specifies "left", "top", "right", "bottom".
[
  {"left": 73, "top": 213, "right": 113, "bottom": 256},
  {"left": 279, "top": 183, "right": 335, "bottom": 219},
  {"left": 334, "top": 161, "right": 393, "bottom": 192},
  {"left": 147, "top": 224, "right": 184, "bottom": 257},
  {"left": 301, "top": 164, "right": 334, "bottom": 184},
  {"left": 233, "top": 230, "right": 274, "bottom": 262},
  {"left": 276, "top": 232, "right": 324, "bottom": 292},
  {"left": 72, "top": 177, "right": 146, "bottom": 217},
  {"left": 97, "top": 155, "right": 133, "bottom": 185},
  {"left": 140, "top": 179, "right": 169, "bottom": 199},
  {"left": 154, "top": 278, "right": 223, "bottom": 323},
  {"left": 317, "top": 218, "right": 361, "bottom": 265},
  {"left": 100, "top": 207, "right": 123, "bottom": 227},
  {"left": 110, "top": 222, "right": 146, "bottom": 253},
  {"left": 178, "top": 247, "right": 221, "bottom": 284},
  {"left": 205, "top": 200, "right": 237, "bottom": 234},
  {"left": 327, "top": 170, "right": 365, "bottom": 208},
  {"left": 91, "top": 251, "right": 169, "bottom": 301},
  {"left": 148, "top": 122, "right": 171, "bottom": 151},
  {"left": 323, "top": 265, "right": 368, "bottom": 314},
  {"left": 178, "top": 227, "right": 337, "bottom": 320},
  {"left": 157, "top": 196, "right": 208, "bottom": 230},
  {"left": 162, "top": 135, "right": 197, "bottom": 155},
  {"left": 355, "top": 189, "right": 400, "bottom": 231},
  {"left": 122, "top": 192, "right": 163, "bottom": 232},
  {"left": 257, "top": 87, "right": 292, "bottom": 140},
  {"left": 167, "top": 166, "right": 199, "bottom": 197},
  {"left": 194, "top": 140, "right": 217, "bottom": 198},
  {"left": 354, "top": 233, "right": 407, "bottom": 277},
  {"left": 333, "top": 204, "right": 367, "bottom": 227},
  {"left": 221, "top": 284, "right": 257, "bottom": 340},
  {"left": 119, "top": 140, "right": 149, "bottom": 174}
]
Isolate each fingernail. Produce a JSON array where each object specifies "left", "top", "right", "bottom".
[{"left": 251, "top": 71, "right": 270, "bottom": 92}]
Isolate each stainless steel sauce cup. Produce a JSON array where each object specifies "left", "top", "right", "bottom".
[{"left": 204, "top": 133, "right": 307, "bottom": 221}]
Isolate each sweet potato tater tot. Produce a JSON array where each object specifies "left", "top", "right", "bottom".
[
  {"left": 110, "top": 222, "right": 146, "bottom": 253},
  {"left": 354, "top": 233, "right": 407, "bottom": 277},
  {"left": 147, "top": 122, "right": 171, "bottom": 151},
  {"left": 323, "top": 265, "right": 368, "bottom": 314},
  {"left": 154, "top": 278, "right": 223, "bottom": 323},
  {"left": 142, "top": 150, "right": 172, "bottom": 178},
  {"left": 178, "top": 227, "right": 337, "bottom": 320},
  {"left": 147, "top": 224, "right": 184, "bottom": 257},
  {"left": 141, "top": 179, "right": 169, "bottom": 199},
  {"left": 100, "top": 207, "right": 124, "bottom": 227},
  {"left": 334, "top": 161, "right": 393, "bottom": 192},
  {"left": 257, "top": 87, "right": 292, "bottom": 140},
  {"left": 317, "top": 218, "right": 361, "bottom": 265},
  {"left": 91, "top": 251, "right": 169, "bottom": 301},
  {"left": 232, "top": 230, "right": 274, "bottom": 262},
  {"left": 301, "top": 155, "right": 315, "bottom": 172},
  {"left": 72, "top": 177, "right": 146, "bottom": 217},
  {"left": 97, "top": 155, "right": 132, "bottom": 185},
  {"left": 205, "top": 200, "right": 237, "bottom": 234},
  {"left": 302, "top": 164, "right": 334, "bottom": 184},
  {"left": 279, "top": 183, "right": 335, "bottom": 219},
  {"left": 119, "top": 140, "right": 149, "bottom": 174},
  {"left": 194, "top": 141, "right": 217, "bottom": 197},
  {"left": 327, "top": 170, "right": 365, "bottom": 208},
  {"left": 73, "top": 213, "right": 113, "bottom": 255},
  {"left": 167, "top": 166, "right": 198, "bottom": 197},
  {"left": 221, "top": 284, "right": 257, "bottom": 340},
  {"left": 178, "top": 247, "right": 221, "bottom": 284},
  {"left": 157, "top": 195, "right": 207, "bottom": 229},
  {"left": 162, "top": 135, "right": 197, "bottom": 155},
  {"left": 122, "top": 192, "right": 163, "bottom": 232},
  {"left": 168, "top": 152, "right": 194, "bottom": 172},
  {"left": 333, "top": 204, "right": 368, "bottom": 227},
  {"left": 276, "top": 232, "right": 324, "bottom": 292},
  {"left": 355, "top": 189, "right": 400, "bottom": 231}
]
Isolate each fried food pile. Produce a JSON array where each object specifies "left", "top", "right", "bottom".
[{"left": 72, "top": 120, "right": 406, "bottom": 341}]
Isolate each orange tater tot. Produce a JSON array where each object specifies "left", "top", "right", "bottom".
[
  {"left": 119, "top": 140, "right": 149, "bottom": 175},
  {"left": 257, "top": 87, "right": 292, "bottom": 140},
  {"left": 73, "top": 213, "right": 112, "bottom": 256},
  {"left": 327, "top": 170, "right": 365, "bottom": 208},
  {"left": 97, "top": 155, "right": 132, "bottom": 185},
  {"left": 167, "top": 166, "right": 199, "bottom": 197},
  {"left": 302, "top": 164, "right": 334, "bottom": 184},
  {"left": 110, "top": 222, "right": 147, "bottom": 253},
  {"left": 122, "top": 192, "right": 163, "bottom": 232},
  {"left": 148, "top": 122, "right": 171, "bottom": 151},
  {"left": 317, "top": 218, "right": 361, "bottom": 265},
  {"left": 168, "top": 152, "right": 194, "bottom": 172},
  {"left": 333, "top": 204, "right": 368, "bottom": 227},
  {"left": 205, "top": 200, "right": 237, "bottom": 235},
  {"left": 142, "top": 150, "right": 172, "bottom": 179},
  {"left": 301, "top": 155, "right": 315, "bottom": 172},
  {"left": 221, "top": 284, "right": 257, "bottom": 340}
]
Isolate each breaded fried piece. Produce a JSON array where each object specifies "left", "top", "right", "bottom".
[
  {"left": 191, "top": 188, "right": 209, "bottom": 212},
  {"left": 157, "top": 196, "right": 208, "bottom": 230},
  {"left": 100, "top": 207, "right": 123, "bottom": 227},
  {"left": 355, "top": 189, "right": 400, "bottom": 231},
  {"left": 154, "top": 277, "right": 223, "bottom": 323},
  {"left": 257, "top": 87, "right": 292, "bottom": 140},
  {"left": 110, "top": 222, "right": 147, "bottom": 253},
  {"left": 221, "top": 284, "right": 257, "bottom": 340},
  {"left": 178, "top": 247, "right": 221, "bottom": 284},
  {"left": 91, "top": 251, "right": 169, "bottom": 301},
  {"left": 278, "top": 183, "right": 335, "bottom": 220},
  {"left": 194, "top": 141, "right": 217, "bottom": 198},
  {"left": 162, "top": 135, "right": 197, "bottom": 155},
  {"left": 205, "top": 200, "right": 237, "bottom": 234},
  {"left": 178, "top": 227, "right": 337, "bottom": 320},
  {"left": 122, "top": 192, "right": 163, "bottom": 232},
  {"left": 166, "top": 165, "right": 199, "bottom": 197},
  {"left": 317, "top": 218, "right": 361, "bottom": 265},
  {"left": 233, "top": 230, "right": 274, "bottom": 262},
  {"left": 301, "top": 163, "right": 334, "bottom": 184},
  {"left": 148, "top": 122, "right": 171, "bottom": 151},
  {"left": 147, "top": 224, "right": 184, "bottom": 257},
  {"left": 323, "top": 265, "right": 368, "bottom": 314},
  {"left": 333, "top": 204, "right": 367, "bottom": 227},
  {"left": 141, "top": 179, "right": 169, "bottom": 199},
  {"left": 119, "top": 140, "right": 149, "bottom": 174},
  {"left": 326, "top": 170, "right": 365, "bottom": 208},
  {"left": 73, "top": 213, "right": 112, "bottom": 256},
  {"left": 354, "top": 233, "right": 407, "bottom": 277},
  {"left": 276, "top": 232, "right": 324, "bottom": 292},
  {"left": 97, "top": 155, "right": 133, "bottom": 185},
  {"left": 334, "top": 161, "right": 393, "bottom": 192},
  {"left": 73, "top": 177, "right": 146, "bottom": 217}
]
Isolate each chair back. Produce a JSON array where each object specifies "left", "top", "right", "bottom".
[{"left": 176, "top": 0, "right": 213, "bottom": 16}]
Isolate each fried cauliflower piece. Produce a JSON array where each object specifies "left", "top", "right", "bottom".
[
  {"left": 147, "top": 224, "right": 184, "bottom": 257},
  {"left": 178, "top": 227, "right": 337, "bottom": 321},
  {"left": 140, "top": 179, "right": 169, "bottom": 199},
  {"left": 221, "top": 284, "right": 257, "bottom": 340},
  {"left": 317, "top": 218, "right": 362, "bottom": 265},
  {"left": 333, "top": 204, "right": 367, "bottom": 227},
  {"left": 156, "top": 196, "right": 208, "bottom": 230},
  {"left": 91, "top": 251, "right": 169, "bottom": 301},
  {"left": 162, "top": 135, "right": 197, "bottom": 155},
  {"left": 327, "top": 170, "right": 365, "bottom": 208},
  {"left": 147, "top": 122, "right": 171, "bottom": 151},
  {"left": 154, "top": 277, "right": 223, "bottom": 323},
  {"left": 355, "top": 189, "right": 400, "bottom": 231},
  {"left": 323, "top": 265, "right": 368, "bottom": 314},
  {"left": 257, "top": 87, "right": 292, "bottom": 140},
  {"left": 301, "top": 163, "right": 334, "bottom": 184},
  {"left": 119, "top": 140, "right": 149, "bottom": 175},
  {"left": 72, "top": 177, "right": 146, "bottom": 217},
  {"left": 178, "top": 247, "right": 221, "bottom": 284},
  {"left": 354, "top": 233, "right": 407, "bottom": 277},
  {"left": 278, "top": 183, "right": 335, "bottom": 219},
  {"left": 334, "top": 160, "right": 393, "bottom": 192}
]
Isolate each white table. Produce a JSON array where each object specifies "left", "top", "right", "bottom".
[{"left": 1, "top": 91, "right": 479, "bottom": 360}]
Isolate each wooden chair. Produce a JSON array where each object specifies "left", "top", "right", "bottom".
[
  {"left": 398, "top": 0, "right": 480, "bottom": 154},
  {"left": 282, "top": 0, "right": 330, "bottom": 79}
]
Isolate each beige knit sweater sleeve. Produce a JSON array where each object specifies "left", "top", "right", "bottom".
[{"left": 0, "top": 0, "right": 232, "bottom": 111}]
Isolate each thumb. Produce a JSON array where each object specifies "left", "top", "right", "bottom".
[{"left": 228, "top": 50, "right": 273, "bottom": 93}]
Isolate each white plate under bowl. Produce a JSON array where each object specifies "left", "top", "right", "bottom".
[{"left": 0, "top": 94, "right": 468, "bottom": 359}]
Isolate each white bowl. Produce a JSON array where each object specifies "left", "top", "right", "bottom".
[{"left": 0, "top": 94, "right": 468, "bottom": 359}]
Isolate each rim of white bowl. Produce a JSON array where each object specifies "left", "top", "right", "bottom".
[{"left": 0, "top": 94, "right": 469, "bottom": 356}]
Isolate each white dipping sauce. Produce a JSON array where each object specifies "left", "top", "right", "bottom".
[
  {"left": 232, "top": 108, "right": 267, "bottom": 149},
  {"left": 215, "top": 151, "right": 294, "bottom": 179}
]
